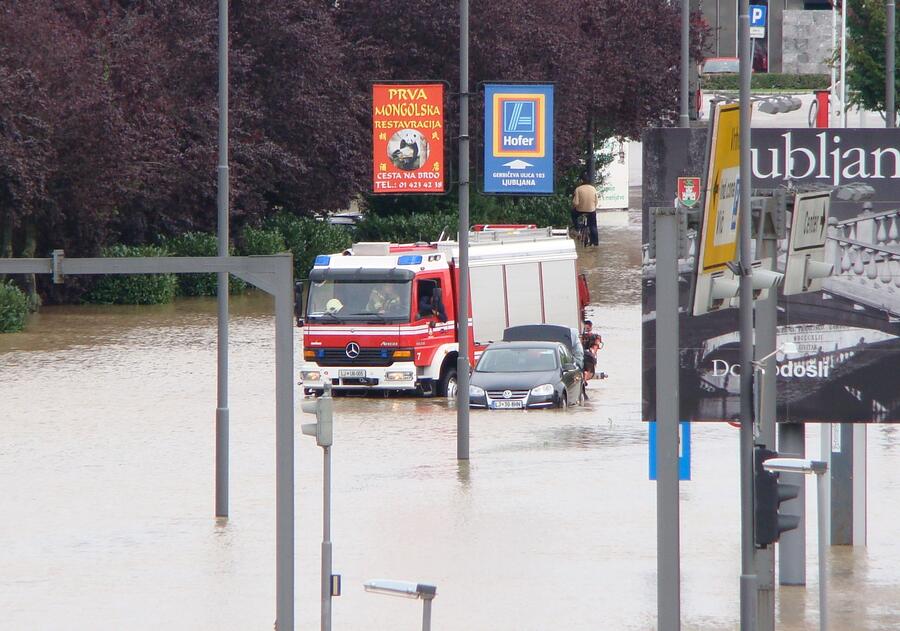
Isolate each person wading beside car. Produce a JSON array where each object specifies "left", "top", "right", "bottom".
[{"left": 572, "top": 174, "right": 599, "bottom": 246}]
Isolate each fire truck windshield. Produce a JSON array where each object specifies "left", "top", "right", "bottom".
[{"left": 307, "top": 279, "right": 412, "bottom": 322}]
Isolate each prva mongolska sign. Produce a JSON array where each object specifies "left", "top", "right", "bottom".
[{"left": 642, "top": 127, "right": 900, "bottom": 423}]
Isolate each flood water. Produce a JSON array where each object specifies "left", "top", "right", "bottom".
[{"left": 2, "top": 216, "right": 900, "bottom": 630}]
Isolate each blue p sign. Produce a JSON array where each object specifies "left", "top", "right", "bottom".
[{"left": 750, "top": 5, "right": 767, "bottom": 27}]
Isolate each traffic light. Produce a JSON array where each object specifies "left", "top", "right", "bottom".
[
  {"left": 301, "top": 383, "right": 333, "bottom": 447},
  {"left": 754, "top": 446, "right": 801, "bottom": 547}
]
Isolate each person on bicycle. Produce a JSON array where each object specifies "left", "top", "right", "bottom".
[{"left": 572, "top": 174, "right": 599, "bottom": 246}]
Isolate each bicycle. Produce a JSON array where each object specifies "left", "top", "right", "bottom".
[{"left": 571, "top": 213, "right": 591, "bottom": 247}]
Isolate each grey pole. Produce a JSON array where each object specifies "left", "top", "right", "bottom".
[
  {"left": 456, "top": 0, "right": 471, "bottom": 460},
  {"left": 817, "top": 469, "right": 829, "bottom": 631},
  {"left": 738, "top": 0, "right": 758, "bottom": 628},
  {"left": 654, "top": 207, "right": 681, "bottom": 629},
  {"left": 274, "top": 255, "right": 295, "bottom": 629},
  {"left": 322, "top": 445, "right": 332, "bottom": 631},
  {"left": 778, "top": 423, "right": 807, "bottom": 584},
  {"left": 681, "top": 0, "right": 691, "bottom": 127},
  {"left": 888, "top": 0, "right": 896, "bottom": 127},
  {"left": 215, "top": 0, "right": 230, "bottom": 519},
  {"left": 422, "top": 596, "right": 433, "bottom": 631},
  {"left": 754, "top": 241, "right": 777, "bottom": 631}
]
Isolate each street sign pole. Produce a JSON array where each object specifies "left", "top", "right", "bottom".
[
  {"left": 755, "top": 219, "right": 778, "bottom": 631},
  {"left": 457, "top": 0, "right": 471, "bottom": 460},
  {"left": 680, "top": 0, "right": 690, "bottom": 127},
  {"left": 738, "top": 0, "right": 758, "bottom": 628},
  {"left": 654, "top": 205, "right": 681, "bottom": 630},
  {"left": 215, "top": 0, "right": 230, "bottom": 519}
]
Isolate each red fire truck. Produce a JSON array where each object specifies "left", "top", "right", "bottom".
[{"left": 298, "top": 226, "right": 589, "bottom": 397}]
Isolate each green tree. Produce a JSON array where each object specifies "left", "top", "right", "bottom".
[{"left": 846, "top": 0, "right": 899, "bottom": 116}]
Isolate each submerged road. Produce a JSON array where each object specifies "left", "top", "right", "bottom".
[{"left": 1, "top": 216, "right": 900, "bottom": 629}]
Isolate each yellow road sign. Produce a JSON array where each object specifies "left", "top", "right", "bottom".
[{"left": 699, "top": 102, "right": 741, "bottom": 274}]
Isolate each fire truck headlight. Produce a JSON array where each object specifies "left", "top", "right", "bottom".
[
  {"left": 302, "top": 371, "right": 322, "bottom": 381},
  {"left": 385, "top": 371, "right": 414, "bottom": 381}
]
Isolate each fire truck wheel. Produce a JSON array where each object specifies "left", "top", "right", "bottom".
[{"left": 438, "top": 366, "right": 458, "bottom": 398}]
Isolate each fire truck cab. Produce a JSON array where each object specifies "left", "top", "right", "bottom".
[{"left": 299, "top": 226, "right": 585, "bottom": 397}]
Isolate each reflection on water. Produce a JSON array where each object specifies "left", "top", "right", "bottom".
[{"left": 2, "top": 222, "right": 900, "bottom": 629}]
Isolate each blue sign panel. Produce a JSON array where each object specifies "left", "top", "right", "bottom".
[
  {"left": 750, "top": 5, "right": 767, "bottom": 28},
  {"left": 483, "top": 83, "right": 554, "bottom": 194},
  {"left": 648, "top": 421, "right": 691, "bottom": 481}
]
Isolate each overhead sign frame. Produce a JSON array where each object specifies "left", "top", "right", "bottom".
[
  {"left": 481, "top": 82, "right": 555, "bottom": 195},
  {"left": 371, "top": 81, "right": 447, "bottom": 195},
  {"left": 784, "top": 190, "right": 833, "bottom": 295},
  {"left": 692, "top": 102, "right": 743, "bottom": 316}
]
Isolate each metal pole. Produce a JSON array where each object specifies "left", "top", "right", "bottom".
[
  {"left": 778, "top": 423, "right": 807, "bottom": 585},
  {"left": 456, "top": 0, "right": 471, "bottom": 460},
  {"left": 655, "top": 207, "right": 681, "bottom": 630},
  {"left": 422, "top": 597, "right": 433, "bottom": 631},
  {"left": 681, "top": 0, "right": 690, "bottom": 127},
  {"left": 831, "top": 3, "right": 838, "bottom": 127},
  {"left": 841, "top": 2, "right": 848, "bottom": 128},
  {"left": 738, "top": 0, "right": 758, "bottom": 628},
  {"left": 817, "top": 471, "right": 829, "bottom": 631},
  {"left": 754, "top": 243, "right": 777, "bottom": 631},
  {"left": 215, "top": 0, "right": 230, "bottom": 519},
  {"left": 275, "top": 255, "right": 295, "bottom": 629},
  {"left": 322, "top": 446, "right": 332, "bottom": 631},
  {"left": 887, "top": 0, "right": 896, "bottom": 127}
]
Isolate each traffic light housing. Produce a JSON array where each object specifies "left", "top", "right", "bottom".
[
  {"left": 755, "top": 447, "right": 801, "bottom": 547},
  {"left": 301, "top": 383, "right": 333, "bottom": 447}
]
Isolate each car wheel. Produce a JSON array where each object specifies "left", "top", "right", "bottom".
[
  {"left": 558, "top": 390, "right": 568, "bottom": 410},
  {"left": 438, "top": 366, "right": 458, "bottom": 399}
]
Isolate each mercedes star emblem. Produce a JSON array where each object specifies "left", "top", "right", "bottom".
[{"left": 345, "top": 342, "right": 360, "bottom": 359}]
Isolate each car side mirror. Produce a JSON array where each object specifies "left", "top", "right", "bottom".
[{"left": 563, "top": 362, "right": 576, "bottom": 372}]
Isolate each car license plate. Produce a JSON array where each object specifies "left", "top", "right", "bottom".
[
  {"left": 491, "top": 400, "right": 523, "bottom": 409},
  {"left": 339, "top": 369, "right": 366, "bottom": 378}
]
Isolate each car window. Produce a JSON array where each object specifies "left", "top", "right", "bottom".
[
  {"left": 476, "top": 347, "right": 558, "bottom": 372},
  {"left": 558, "top": 344, "right": 572, "bottom": 366}
]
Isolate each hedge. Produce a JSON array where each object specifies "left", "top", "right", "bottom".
[
  {"left": 262, "top": 214, "right": 353, "bottom": 279},
  {"left": 0, "top": 280, "right": 28, "bottom": 333},
  {"left": 702, "top": 73, "right": 830, "bottom": 91},
  {"left": 84, "top": 244, "right": 178, "bottom": 305},
  {"left": 160, "top": 232, "right": 247, "bottom": 296}
]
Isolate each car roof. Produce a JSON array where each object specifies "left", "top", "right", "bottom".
[
  {"left": 502, "top": 324, "right": 572, "bottom": 347},
  {"left": 484, "top": 340, "right": 561, "bottom": 350}
]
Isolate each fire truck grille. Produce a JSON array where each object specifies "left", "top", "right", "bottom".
[{"left": 314, "top": 348, "right": 394, "bottom": 367}]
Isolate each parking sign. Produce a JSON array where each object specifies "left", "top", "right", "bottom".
[{"left": 750, "top": 5, "right": 767, "bottom": 39}]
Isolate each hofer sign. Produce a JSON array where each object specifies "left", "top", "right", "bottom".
[
  {"left": 372, "top": 83, "right": 445, "bottom": 194},
  {"left": 483, "top": 83, "right": 554, "bottom": 194}
]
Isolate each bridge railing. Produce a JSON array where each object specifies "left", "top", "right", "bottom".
[{"left": 825, "top": 211, "right": 900, "bottom": 315}]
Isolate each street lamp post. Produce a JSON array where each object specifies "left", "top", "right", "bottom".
[
  {"left": 364, "top": 579, "right": 438, "bottom": 631},
  {"left": 762, "top": 458, "right": 830, "bottom": 631}
]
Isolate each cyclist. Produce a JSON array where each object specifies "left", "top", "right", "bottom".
[{"left": 571, "top": 174, "right": 599, "bottom": 246}]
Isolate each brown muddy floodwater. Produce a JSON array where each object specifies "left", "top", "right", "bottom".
[{"left": 2, "top": 216, "right": 900, "bottom": 630}]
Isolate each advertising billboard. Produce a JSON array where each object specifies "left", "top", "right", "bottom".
[
  {"left": 372, "top": 83, "right": 445, "bottom": 194},
  {"left": 483, "top": 83, "right": 554, "bottom": 194},
  {"left": 642, "top": 126, "right": 900, "bottom": 423}
]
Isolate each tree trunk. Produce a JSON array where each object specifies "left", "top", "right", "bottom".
[
  {"left": 21, "top": 218, "right": 40, "bottom": 310},
  {"left": 587, "top": 115, "right": 596, "bottom": 183},
  {"left": 0, "top": 209, "right": 12, "bottom": 282}
]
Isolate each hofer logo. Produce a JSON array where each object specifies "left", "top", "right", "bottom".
[{"left": 493, "top": 93, "right": 545, "bottom": 158}]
